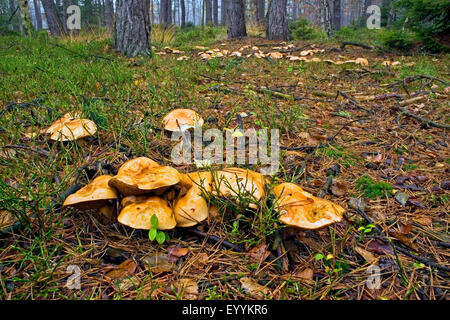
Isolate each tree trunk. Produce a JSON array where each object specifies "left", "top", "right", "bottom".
[
  {"left": 220, "top": 0, "right": 227, "bottom": 25},
  {"left": 33, "top": 0, "right": 42, "bottom": 29},
  {"left": 267, "top": 0, "right": 288, "bottom": 40},
  {"left": 114, "top": 0, "right": 151, "bottom": 57},
  {"left": 104, "top": 0, "right": 113, "bottom": 33},
  {"left": 213, "top": 0, "right": 218, "bottom": 25},
  {"left": 193, "top": 0, "right": 196, "bottom": 24},
  {"left": 41, "top": 0, "right": 66, "bottom": 35},
  {"left": 160, "top": 0, "right": 172, "bottom": 26},
  {"left": 322, "top": 0, "right": 331, "bottom": 36},
  {"left": 254, "top": 0, "right": 264, "bottom": 24},
  {"left": 180, "top": 0, "right": 185, "bottom": 26},
  {"left": 18, "top": 0, "right": 34, "bottom": 35},
  {"left": 227, "top": 0, "right": 246, "bottom": 38},
  {"left": 205, "top": 0, "right": 212, "bottom": 25},
  {"left": 332, "top": 0, "right": 340, "bottom": 30}
]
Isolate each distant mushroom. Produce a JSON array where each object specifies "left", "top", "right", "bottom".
[
  {"left": 163, "top": 108, "right": 204, "bottom": 132},
  {"left": 109, "top": 157, "right": 181, "bottom": 196},
  {"left": 273, "top": 183, "right": 345, "bottom": 229},
  {"left": 48, "top": 118, "right": 97, "bottom": 141},
  {"left": 118, "top": 195, "right": 176, "bottom": 230},
  {"left": 174, "top": 171, "right": 212, "bottom": 227},
  {"left": 214, "top": 168, "right": 266, "bottom": 209},
  {"left": 63, "top": 175, "right": 118, "bottom": 209}
]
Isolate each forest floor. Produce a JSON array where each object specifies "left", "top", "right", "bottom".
[{"left": 0, "top": 34, "right": 449, "bottom": 300}]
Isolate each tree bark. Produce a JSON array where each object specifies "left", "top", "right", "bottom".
[
  {"left": 41, "top": 0, "right": 66, "bottom": 36},
  {"left": 180, "top": 0, "right": 185, "bottom": 26},
  {"left": 332, "top": 0, "right": 340, "bottom": 30},
  {"left": 104, "top": 0, "right": 113, "bottom": 33},
  {"left": 160, "top": 0, "right": 172, "bottom": 26},
  {"left": 267, "top": 0, "right": 288, "bottom": 40},
  {"left": 205, "top": 0, "right": 212, "bottom": 25},
  {"left": 220, "top": 0, "right": 227, "bottom": 25},
  {"left": 322, "top": 0, "right": 331, "bottom": 36},
  {"left": 213, "top": 0, "right": 218, "bottom": 25},
  {"left": 33, "top": 0, "right": 42, "bottom": 29},
  {"left": 18, "top": 0, "right": 34, "bottom": 35},
  {"left": 227, "top": 0, "right": 246, "bottom": 38},
  {"left": 114, "top": 0, "right": 151, "bottom": 57},
  {"left": 254, "top": 0, "right": 264, "bottom": 24}
]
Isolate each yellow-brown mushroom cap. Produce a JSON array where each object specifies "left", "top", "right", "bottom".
[
  {"left": 163, "top": 108, "right": 204, "bottom": 132},
  {"left": 118, "top": 195, "right": 176, "bottom": 230},
  {"left": 273, "top": 182, "right": 345, "bottom": 229},
  {"left": 49, "top": 119, "right": 97, "bottom": 141},
  {"left": 109, "top": 157, "right": 181, "bottom": 196},
  {"left": 174, "top": 172, "right": 212, "bottom": 227},
  {"left": 63, "top": 175, "right": 118, "bottom": 209},
  {"left": 214, "top": 168, "right": 266, "bottom": 209}
]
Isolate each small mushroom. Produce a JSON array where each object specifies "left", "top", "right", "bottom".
[
  {"left": 174, "top": 172, "right": 212, "bottom": 227},
  {"left": 63, "top": 175, "right": 118, "bottom": 209},
  {"left": 214, "top": 168, "right": 266, "bottom": 209},
  {"left": 48, "top": 118, "right": 97, "bottom": 141},
  {"left": 118, "top": 195, "right": 176, "bottom": 230},
  {"left": 273, "top": 182, "right": 345, "bottom": 230},
  {"left": 109, "top": 157, "right": 181, "bottom": 196},
  {"left": 163, "top": 108, "right": 204, "bottom": 132}
]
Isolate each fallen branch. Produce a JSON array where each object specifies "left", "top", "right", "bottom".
[
  {"left": 340, "top": 42, "right": 373, "bottom": 50},
  {"left": 185, "top": 229, "right": 243, "bottom": 252},
  {"left": 393, "top": 105, "right": 450, "bottom": 130}
]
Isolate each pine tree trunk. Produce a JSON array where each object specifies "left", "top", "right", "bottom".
[
  {"left": 322, "top": 0, "right": 331, "bottom": 36},
  {"left": 180, "top": 0, "right": 185, "bottom": 26},
  {"left": 33, "top": 0, "right": 42, "bottom": 29},
  {"left": 104, "top": 0, "right": 113, "bottom": 33},
  {"left": 213, "top": 0, "right": 218, "bottom": 25},
  {"left": 205, "top": 0, "right": 212, "bottom": 25},
  {"left": 18, "top": 0, "right": 34, "bottom": 35},
  {"left": 332, "top": 0, "right": 340, "bottom": 30},
  {"left": 160, "top": 0, "right": 172, "bottom": 26},
  {"left": 227, "top": 0, "right": 246, "bottom": 38},
  {"left": 267, "top": 0, "right": 288, "bottom": 40},
  {"left": 114, "top": 0, "right": 151, "bottom": 57},
  {"left": 255, "top": 0, "right": 264, "bottom": 24},
  {"left": 220, "top": 0, "right": 227, "bottom": 25},
  {"left": 41, "top": 0, "right": 66, "bottom": 36}
]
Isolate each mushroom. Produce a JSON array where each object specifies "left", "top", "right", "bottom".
[
  {"left": 174, "top": 171, "right": 212, "bottom": 227},
  {"left": 214, "top": 168, "right": 266, "bottom": 209},
  {"left": 118, "top": 195, "right": 176, "bottom": 230},
  {"left": 163, "top": 108, "right": 204, "bottom": 132},
  {"left": 109, "top": 157, "right": 181, "bottom": 196},
  {"left": 63, "top": 175, "right": 118, "bottom": 209},
  {"left": 48, "top": 118, "right": 97, "bottom": 141},
  {"left": 273, "top": 182, "right": 345, "bottom": 229}
]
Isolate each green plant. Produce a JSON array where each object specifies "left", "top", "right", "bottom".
[
  {"left": 379, "top": 29, "right": 417, "bottom": 51},
  {"left": 356, "top": 175, "right": 393, "bottom": 199},
  {"left": 289, "top": 19, "right": 325, "bottom": 40},
  {"left": 148, "top": 215, "right": 168, "bottom": 245}
]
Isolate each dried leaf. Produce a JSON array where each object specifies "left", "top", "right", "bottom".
[
  {"left": 295, "top": 268, "right": 314, "bottom": 280},
  {"left": 355, "top": 246, "right": 378, "bottom": 264},
  {"left": 395, "top": 191, "right": 409, "bottom": 207},
  {"left": 105, "top": 260, "right": 137, "bottom": 280},
  {"left": 167, "top": 246, "right": 190, "bottom": 263},
  {"left": 240, "top": 277, "right": 270, "bottom": 299},
  {"left": 142, "top": 253, "right": 175, "bottom": 273},
  {"left": 367, "top": 240, "right": 394, "bottom": 255},
  {"left": 248, "top": 243, "right": 270, "bottom": 263},
  {"left": 174, "top": 278, "right": 199, "bottom": 300}
]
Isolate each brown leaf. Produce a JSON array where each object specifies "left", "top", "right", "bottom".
[
  {"left": 367, "top": 240, "right": 394, "bottom": 255},
  {"left": 389, "top": 231, "right": 418, "bottom": 251},
  {"left": 331, "top": 180, "right": 348, "bottom": 197},
  {"left": 174, "top": 278, "right": 199, "bottom": 300},
  {"left": 355, "top": 246, "right": 378, "bottom": 264},
  {"left": 399, "top": 223, "right": 413, "bottom": 235},
  {"left": 142, "top": 254, "right": 175, "bottom": 273},
  {"left": 105, "top": 260, "right": 137, "bottom": 280},
  {"left": 247, "top": 243, "right": 270, "bottom": 263},
  {"left": 295, "top": 268, "right": 314, "bottom": 280},
  {"left": 240, "top": 277, "right": 271, "bottom": 299}
]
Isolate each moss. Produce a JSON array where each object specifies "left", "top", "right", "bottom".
[{"left": 356, "top": 175, "right": 393, "bottom": 199}]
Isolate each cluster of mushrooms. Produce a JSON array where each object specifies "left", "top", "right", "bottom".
[{"left": 62, "top": 108, "right": 345, "bottom": 232}]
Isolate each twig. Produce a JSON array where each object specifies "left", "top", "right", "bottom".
[
  {"left": 340, "top": 42, "right": 373, "bottom": 50},
  {"left": 184, "top": 229, "right": 243, "bottom": 252},
  {"left": 393, "top": 105, "right": 450, "bottom": 130}
]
